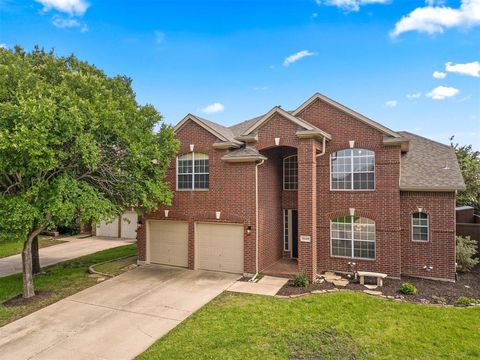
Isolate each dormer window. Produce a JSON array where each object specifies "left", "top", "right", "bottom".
[{"left": 177, "top": 153, "right": 209, "bottom": 190}]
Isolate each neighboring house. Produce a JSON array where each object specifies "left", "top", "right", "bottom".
[
  {"left": 95, "top": 209, "right": 138, "bottom": 239},
  {"left": 137, "top": 93, "right": 465, "bottom": 282}
]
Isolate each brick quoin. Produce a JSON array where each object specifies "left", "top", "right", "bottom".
[{"left": 137, "top": 96, "right": 459, "bottom": 282}]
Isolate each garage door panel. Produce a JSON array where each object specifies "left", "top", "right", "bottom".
[
  {"left": 149, "top": 221, "right": 188, "bottom": 267},
  {"left": 196, "top": 223, "right": 244, "bottom": 274},
  {"left": 96, "top": 218, "right": 119, "bottom": 238},
  {"left": 120, "top": 211, "right": 138, "bottom": 239}
]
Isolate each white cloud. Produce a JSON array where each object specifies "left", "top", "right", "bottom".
[
  {"left": 319, "top": 0, "right": 390, "bottom": 12},
  {"left": 0, "top": 43, "right": 6, "bottom": 49},
  {"left": 200, "top": 102, "right": 225, "bottom": 114},
  {"left": 36, "top": 0, "right": 89, "bottom": 16},
  {"left": 432, "top": 71, "right": 447, "bottom": 79},
  {"left": 426, "top": 86, "right": 459, "bottom": 100},
  {"left": 390, "top": 0, "right": 480, "bottom": 37},
  {"left": 406, "top": 92, "right": 422, "bottom": 99},
  {"left": 283, "top": 50, "right": 315, "bottom": 66},
  {"left": 52, "top": 15, "right": 87, "bottom": 31},
  {"left": 386, "top": 100, "right": 398, "bottom": 108},
  {"left": 445, "top": 61, "right": 480, "bottom": 77},
  {"left": 154, "top": 31, "right": 166, "bottom": 44}
]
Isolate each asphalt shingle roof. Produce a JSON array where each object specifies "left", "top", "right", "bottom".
[{"left": 398, "top": 131, "right": 465, "bottom": 191}]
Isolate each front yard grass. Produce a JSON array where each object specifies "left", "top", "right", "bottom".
[
  {"left": 138, "top": 291, "right": 480, "bottom": 360},
  {"left": 0, "top": 244, "right": 137, "bottom": 327},
  {"left": 0, "top": 235, "right": 67, "bottom": 258}
]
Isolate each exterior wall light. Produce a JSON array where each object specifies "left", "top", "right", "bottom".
[{"left": 246, "top": 226, "right": 252, "bottom": 235}]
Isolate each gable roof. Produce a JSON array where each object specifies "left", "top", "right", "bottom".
[
  {"left": 293, "top": 93, "right": 402, "bottom": 138},
  {"left": 238, "top": 106, "right": 332, "bottom": 140},
  {"left": 398, "top": 131, "right": 465, "bottom": 191},
  {"left": 174, "top": 114, "right": 241, "bottom": 145}
]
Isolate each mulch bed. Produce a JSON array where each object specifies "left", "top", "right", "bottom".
[
  {"left": 3, "top": 291, "right": 53, "bottom": 307},
  {"left": 277, "top": 264, "right": 480, "bottom": 306}
]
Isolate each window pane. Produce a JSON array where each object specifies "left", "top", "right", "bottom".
[
  {"left": 284, "top": 156, "right": 298, "bottom": 190},
  {"left": 331, "top": 149, "right": 374, "bottom": 190},
  {"left": 332, "top": 239, "right": 351, "bottom": 257},
  {"left": 194, "top": 173, "right": 209, "bottom": 189},
  {"left": 331, "top": 216, "right": 375, "bottom": 259},
  {"left": 178, "top": 174, "right": 192, "bottom": 189},
  {"left": 354, "top": 241, "right": 375, "bottom": 259}
]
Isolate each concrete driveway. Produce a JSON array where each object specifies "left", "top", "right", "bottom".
[
  {"left": 0, "top": 265, "right": 238, "bottom": 360},
  {"left": 0, "top": 236, "right": 134, "bottom": 277}
]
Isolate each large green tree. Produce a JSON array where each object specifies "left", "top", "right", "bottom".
[
  {"left": 451, "top": 137, "right": 480, "bottom": 212},
  {"left": 0, "top": 46, "right": 178, "bottom": 298}
]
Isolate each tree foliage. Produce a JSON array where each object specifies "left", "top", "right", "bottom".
[
  {"left": 0, "top": 46, "right": 179, "bottom": 297},
  {"left": 450, "top": 137, "right": 480, "bottom": 212}
]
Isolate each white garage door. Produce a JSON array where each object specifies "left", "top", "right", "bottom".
[
  {"left": 195, "top": 222, "right": 244, "bottom": 274},
  {"left": 120, "top": 210, "right": 138, "bottom": 239},
  {"left": 148, "top": 220, "right": 188, "bottom": 267},
  {"left": 96, "top": 218, "right": 119, "bottom": 238}
]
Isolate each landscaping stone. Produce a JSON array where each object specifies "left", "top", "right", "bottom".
[
  {"left": 363, "top": 290, "right": 383, "bottom": 296},
  {"left": 364, "top": 284, "right": 378, "bottom": 290},
  {"left": 332, "top": 279, "right": 349, "bottom": 287},
  {"left": 311, "top": 290, "right": 327, "bottom": 294}
]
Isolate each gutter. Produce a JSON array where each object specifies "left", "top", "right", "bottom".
[{"left": 250, "top": 159, "right": 265, "bottom": 282}]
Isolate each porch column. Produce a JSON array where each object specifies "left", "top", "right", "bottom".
[{"left": 297, "top": 139, "right": 317, "bottom": 280}]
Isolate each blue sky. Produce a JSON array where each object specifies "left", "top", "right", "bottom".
[{"left": 1, "top": 0, "right": 479, "bottom": 148}]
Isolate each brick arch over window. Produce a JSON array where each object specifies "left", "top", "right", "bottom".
[
  {"left": 324, "top": 209, "right": 379, "bottom": 223},
  {"left": 330, "top": 148, "right": 375, "bottom": 190},
  {"left": 330, "top": 215, "right": 376, "bottom": 260}
]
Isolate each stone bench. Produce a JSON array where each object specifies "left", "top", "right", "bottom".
[{"left": 357, "top": 271, "right": 388, "bottom": 287}]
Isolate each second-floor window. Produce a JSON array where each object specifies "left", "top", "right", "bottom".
[
  {"left": 177, "top": 152, "right": 209, "bottom": 190},
  {"left": 412, "top": 212, "right": 429, "bottom": 241},
  {"left": 331, "top": 148, "right": 375, "bottom": 190},
  {"left": 283, "top": 155, "right": 298, "bottom": 190}
]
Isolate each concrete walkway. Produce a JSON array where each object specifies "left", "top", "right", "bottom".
[
  {"left": 0, "top": 265, "right": 238, "bottom": 360},
  {"left": 228, "top": 275, "right": 288, "bottom": 296},
  {"left": 0, "top": 236, "right": 134, "bottom": 277}
]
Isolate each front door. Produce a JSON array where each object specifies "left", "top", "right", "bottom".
[{"left": 292, "top": 210, "right": 298, "bottom": 258}]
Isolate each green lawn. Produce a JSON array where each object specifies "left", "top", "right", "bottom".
[
  {"left": 0, "top": 236, "right": 67, "bottom": 258},
  {"left": 92, "top": 255, "right": 138, "bottom": 276},
  {"left": 0, "top": 244, "right": 137, "bottom": 327},
  {"left": 138, "top": 291, "right": 480, "bottom": 360}
]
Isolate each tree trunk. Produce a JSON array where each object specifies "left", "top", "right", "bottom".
[
  {"left": 31, "top": 235, "right": 41, "bottom": 275},
  {"left": 22, "top": 228, "right": 44, "bottom": 298},
  {"left": 22, "top": 235, "right": 35, "bottom": 298}
]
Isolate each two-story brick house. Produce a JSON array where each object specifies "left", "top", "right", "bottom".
[{"left": 137, "top": 93, "right": 465, "bottom": 282}]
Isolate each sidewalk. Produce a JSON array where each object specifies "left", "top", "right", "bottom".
[{"left": 0, "top": 236, "right": 134, "bottom": 277}]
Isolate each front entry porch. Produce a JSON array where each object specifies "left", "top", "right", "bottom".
[{"left": 262, "top": 258, "right": 298, "bottom": 278}]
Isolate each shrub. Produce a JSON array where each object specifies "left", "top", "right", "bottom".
[
  {"left": 457, "top": 296, "right": 476, "bottom": 306},
  {"left": 456, "top": 236, "right": 479, "bottom": 273},
  {"left": 293, "top": 272, "right": 309, "bottom": 288},
  {"left": 400, "top": 282, "right": 417, "bottom": 295}
]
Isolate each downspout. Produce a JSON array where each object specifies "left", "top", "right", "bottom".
[
  {"left": 250, "top": 159, "right": 265, "bottom": 282},
  {"left": 315, "top": 136, "right": 326, "bottom": 158}
]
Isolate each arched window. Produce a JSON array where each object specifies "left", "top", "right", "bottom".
[
  {"left": 177, "top": 152, "right": 209, "bottom": 190},
  {"left": 331, "top": 216, "right": 375, "bottom": 259},
  {"left": 331, "top": 149, "right": 375, "bottom": 190},
  {"left": 412, "top": 212, "right": 429, "bottom": 241},
  {"left": 283, "top": 155, "right": 298, "bottom": 190}
]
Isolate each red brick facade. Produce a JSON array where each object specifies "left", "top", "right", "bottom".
[{"left": 137, "top": 96, "right": 458, "bottom": 282}]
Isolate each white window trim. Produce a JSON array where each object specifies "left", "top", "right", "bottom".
[
  {"left": 283, "top": 155, "right": 298, "bottom": 191},
  {"left": 330, "top": 216, "right": 376, "bottom": 261},
  {"left": 176, "top": 152, "right": 209, "bottom": 191},
  {"left": 330, "top": 149, "right": 376, "bottom": 192},
  {"left": 411, "top": 212, "right": 429, "bottom": 242}
]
